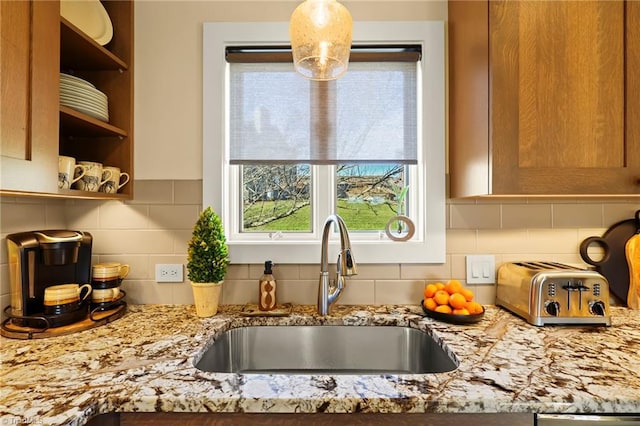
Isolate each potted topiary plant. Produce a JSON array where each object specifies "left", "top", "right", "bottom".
[{"left": 187, "top": 206, "right": 229, "bottom": 317}]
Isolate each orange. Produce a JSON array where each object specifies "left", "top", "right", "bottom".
[
  {"left": 444, "top": 279, "right": 463, "bottom": 295},
  {"left": 434, "top": 282, "right": 445, "bottom": 291},
  {"left": 423, "top": 283, "right": 438, "bottom": 299},
  {"left": 449, "top": 293, "right": 467, "bottom": 310},
  {"left": 423, "top": 297, "right": 437, "bottom": 311},
  {"left": 453, "top": 308, "right": 470, "bottom": 316},
  {"left": 433, "top": 290, "right": 450, "bottom": 306},
  {"left": 434, "top": 304, "right": 452, "bottom": 314},
  {"left": 460, "top": 287, "right": 475, "bottom": 302},
  {"left": 465, "top": 301, "right": 484, "bottom": 315}
]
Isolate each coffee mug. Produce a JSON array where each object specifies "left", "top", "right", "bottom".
[
  {"left": 99, "top": 166, "right": 130, "bottom": 194},
  {"left": 92, "top": 262, "right": 130, "bottom": 288},
  {"left": 43, "top": 283, "right": 92, "bottom": 315},
  {"left": 91, "top": 287, "right": 120, "bottom": 303},
  {"left": 73, "top": 161, "right": 112, "bottom": 192},
  {"left": 58, "top": 156, "right": 87, "bottom": 189}
]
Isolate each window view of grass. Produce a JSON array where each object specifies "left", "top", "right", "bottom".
[
  {"left": 337, "top": 199, "right": 398, "bottom": 230},
  {"left": 241, "top": 164, "right": 408, "bottom": 233},
  {"left": 243, "top": 201, "right": 311, "bottom": 231},
  {"left": 244, "top": 200, "right": 399, "bottom": 232}
]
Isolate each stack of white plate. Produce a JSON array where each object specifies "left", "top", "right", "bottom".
[{"left": 60, "top": 73, "right": 109, "bottom": 122}]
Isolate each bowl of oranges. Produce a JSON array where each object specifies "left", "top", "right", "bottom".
[{"left": 421, "top": 280, "right": 485, "bottom": 324}]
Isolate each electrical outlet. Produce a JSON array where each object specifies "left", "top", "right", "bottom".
[{"left": 155, "top": 264, "right": 184, "bottom": 283}]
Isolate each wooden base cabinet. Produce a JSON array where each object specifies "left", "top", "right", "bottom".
[
  {"left": 87, "top": 412, "right": 534, "bottom": 426},
  {"left": 449, "top": 0, "right": 640, "bottom": 197},
  {"left": 1, "top": 0, "right": 133, "bottom": 199}
]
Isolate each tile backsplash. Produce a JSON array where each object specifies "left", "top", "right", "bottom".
[{"left": 1, "top": 180, "right": 638, "bottom": 319}]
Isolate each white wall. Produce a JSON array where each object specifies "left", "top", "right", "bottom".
[{"left": 134, "top": 0, "right": 447, "bottom": 179}]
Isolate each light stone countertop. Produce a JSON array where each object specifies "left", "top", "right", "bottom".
[{"left": 2, "top": 304, "right": 640, "bottom": 426}]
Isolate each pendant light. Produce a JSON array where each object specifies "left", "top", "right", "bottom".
[{"left": 289, "top": 0, "right": 353, "bottom": 81}]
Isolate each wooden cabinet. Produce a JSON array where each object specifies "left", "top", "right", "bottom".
[
  {"left": 449, "top": 0, "right": 640, "bottom": 197},
  {"left": 59, "top": 0, "right": 134, "bottom": 199},
  {"left": 0, "top": 0, "right": 134, "bottom": 199},
  {"left": 87, "top": 412, "right": 535, "bottom": 426},
  {"left": 1, "top": 0, "right": 60, "bottom": 195}
]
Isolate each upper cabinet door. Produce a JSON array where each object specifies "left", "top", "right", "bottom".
[
  {"left": 449, "top": 0, "right": 640, "bottom": 197},
  {"left": 627, "top": 1, "right": 640, "bottom": 182},
  {"left": 1, "top": 0, "right": 59, "bottom": 195},
  {"left": 491, "top": 0, "right": 628, "bottom": 194}
]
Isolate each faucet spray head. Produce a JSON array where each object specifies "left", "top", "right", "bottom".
[{"left": 338, "top": 248, "right": 357, "bottom": 277}]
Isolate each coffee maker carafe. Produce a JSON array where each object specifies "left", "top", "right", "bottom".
[{"left": 6, "top": 230, "right": 92, "bottom": 327}]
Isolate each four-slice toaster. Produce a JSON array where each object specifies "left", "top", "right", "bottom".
[{"left": 496, "top": 261, "right": 611, "bottom": 326}]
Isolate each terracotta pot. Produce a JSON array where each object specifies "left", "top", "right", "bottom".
[{"left": 190, "top": 281, "right": 222, "bottom": 317}]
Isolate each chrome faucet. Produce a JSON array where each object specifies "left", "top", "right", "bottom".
[{"left": 318, "top": 214, "right": 358, "bottom": 315}]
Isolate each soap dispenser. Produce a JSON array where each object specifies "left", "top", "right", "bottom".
[{"left": 258, "top": 260, "right": 277, "bottom": 311}]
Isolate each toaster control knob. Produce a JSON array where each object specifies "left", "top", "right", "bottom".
[
  {"left": 590, "top": 301, "right": 606, "bottom": 316},
  {"left": 545, "top": 301, "right": 560, "bottom": 316}
]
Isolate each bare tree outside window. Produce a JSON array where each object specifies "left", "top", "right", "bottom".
[
  {"left": 241, "top": 164, "right": 311, "bottom": 232},
  {"left": 336, "top": 164, "right": 407, "bottom": 231}
]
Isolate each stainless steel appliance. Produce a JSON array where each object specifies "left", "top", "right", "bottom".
[
  {"left": 537, "top": 414, "right": 640, "bottom": 424},
  {"left": 5, "top": 230, "right": 92, "bottom": 328},
  {"left": 496, "top": 261, "right": 611, "bottom": 326}
]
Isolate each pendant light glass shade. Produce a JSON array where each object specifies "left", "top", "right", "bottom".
[{"left": 289, "top": 0, "right": 353, "bottom": 81}]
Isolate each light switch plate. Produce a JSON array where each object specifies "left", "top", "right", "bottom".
[{"left": 466, "top": 255, "right": 496, "bottom": 284}]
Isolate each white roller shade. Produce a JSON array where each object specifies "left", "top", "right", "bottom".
[{"left": 227, "top": 47, "right": 419, "bottom": 165}]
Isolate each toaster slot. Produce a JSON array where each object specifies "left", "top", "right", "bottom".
[
  {"left": 539, "top": 261, "right": 574, "bottom": 270},
  {"left": 513, "top": 261, "right": 576, "bottom": 271},
  {"left": 513, "top": 261, "right": 540, "bottom": 269}
]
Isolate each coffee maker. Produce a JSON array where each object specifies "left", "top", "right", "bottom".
[{"left": 6, "top": 230, "right": 92, "bottom": 327}]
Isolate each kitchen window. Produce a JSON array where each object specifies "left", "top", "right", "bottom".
[{"left": 203, "top": 21, "right": 445, "bottom": 264}]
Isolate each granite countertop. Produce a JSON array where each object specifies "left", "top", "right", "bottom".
[{"left": 2, "top": 304, "right": 640, "bottom": 426}]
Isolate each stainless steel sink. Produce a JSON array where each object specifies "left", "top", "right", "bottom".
[{"left": 195, "top": 325, "right": 458, "bottom": 374}]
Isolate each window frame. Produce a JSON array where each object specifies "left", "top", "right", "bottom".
[{"left": 203, "top": 21, "right": 445, "bottom": 264}]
